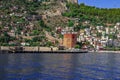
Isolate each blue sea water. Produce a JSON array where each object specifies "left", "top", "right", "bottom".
[{"left": 0, "top": 53, "right": 120, "bottom": 80}]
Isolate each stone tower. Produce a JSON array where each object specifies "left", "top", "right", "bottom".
[
  {"left": 67, "top": 0, "right": 78, "bottom": 4},
  {"left": 63, "top": 33, "right": 77, "bottom": 48}
]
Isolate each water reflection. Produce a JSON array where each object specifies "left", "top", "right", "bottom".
[
  {"left": 0, "top": 53, "right": 120, "bottom": 80},
  {"left": 0, "top": 54, "right": 8, "bottom": 80}
]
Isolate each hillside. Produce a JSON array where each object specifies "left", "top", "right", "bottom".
[
  {"left": 63, "top": 3, "right": 120, "bottom": 24},
  {"left": 0, "top": 0, "right": 70, "bottom": 46},
  {"left": 0, "top": 0, "right": 120, "bottom": 47}
]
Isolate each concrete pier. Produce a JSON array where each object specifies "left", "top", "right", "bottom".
[
  {"left": 0, "top": 46, "right": 88, "bottom": 53},
  {"left": 0, "top": 46, "right": 58, "bottom": 52}
]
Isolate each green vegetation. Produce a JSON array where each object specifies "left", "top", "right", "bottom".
[
  {"left": 75, "top": 42, "right": 82, "bottom": 49},
  {"left": 68, "top": 20, "right": 74, "bottom": 27},
  {"left": 63, "top": 3, "right": 120, "bottom": 23},
  {"left": 45, "top": 41, "right": 53, "bottom": 47}
]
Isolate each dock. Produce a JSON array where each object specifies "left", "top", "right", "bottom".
[
  {"left": 0, "top": 46, "right": 88, "bottom": 54},
  {"left": 8, "top": 50, "right": 88, "bottom": 53}
]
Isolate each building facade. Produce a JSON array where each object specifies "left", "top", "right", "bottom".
[{"left": 63, "top": 33, "right": 77, "bottom": 48}]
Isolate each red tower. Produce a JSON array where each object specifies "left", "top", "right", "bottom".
[{"left": 63, "top": 33, "right": 77, "bottom": 48}]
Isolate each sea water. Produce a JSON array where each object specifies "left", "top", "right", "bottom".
[{"left": 0, "top": 53, "right": 120, "bottom": 80}]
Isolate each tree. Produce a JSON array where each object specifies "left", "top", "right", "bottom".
[
  {"left": 68, "top": 20, "right": 74, "bottom": 27},
  {"left": 46, "top": 41, "right": 53, "bottom": 47},
  {"left": 32, "top": 30, "right": 39, "bottom": 35},
  {"left": 75, "top": 45, "right": 80, "bottom": 49},
  {"left": 75, "top": 42, "right": 82, "bottom": 49}
]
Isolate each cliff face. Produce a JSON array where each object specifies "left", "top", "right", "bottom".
[
  {"left": 27, "top": 0, "right": 78, "bottom": 4},
  {"left": 67, "top": 0, "right": 78, "bottom": 4},
  {"left": 35, "top": 0, "right": 71, "bottom": 28},
  {"left": 29, "top": 0, "right": 78, "bottom": 28}
]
